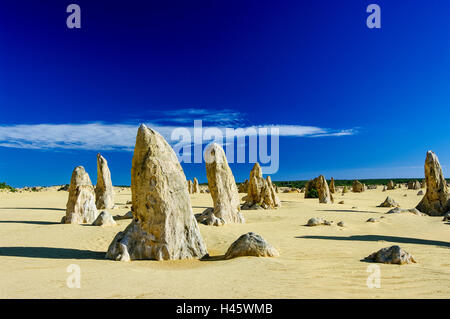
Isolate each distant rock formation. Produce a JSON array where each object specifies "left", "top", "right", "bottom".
[
  {"left": 195, "top": 143, "right": 244, "bottom": 226},
  {"left": 224, "top": 232, "right": 279, "bottom": 259},
  {"left": 364, "top": 245, "right": 416, "bottom": 264},
  {"left": 192, "top": 177, "right": 200, "bottom": 194},
  {"left": 106, "top": 125, "right": 207, "bottom": 261},
  {"left": 352, "top": 180, "right": 364, "bottom": 193},
  {"left": 64, "top": 166, "right": 99, "bottom": 224},
  {"left": 342, "top": 186, "right": 348, "bottom": 194},
  {"left": 95, "top": 154, "right": 115, "bottom": 210},
  {"left": 187, "top": 180, "right": 193, "bottom": 194},
  {"left": 329, "top": 177, "right": 335, "bottom": 193},
  {"left": 241, "top": 163, "right": 281, "bottom": 210},
  {"left": 378, "top": 196, "right": 400, "bottom": 208},
  {"left": 387, "top": 180, "right": 395, "bottom": 190},
  {"left": 416, "top": 151, "right": 450, "bottom": 216},
  {"left": 408, "top": 180, "right": 421, "bottom": 190}
]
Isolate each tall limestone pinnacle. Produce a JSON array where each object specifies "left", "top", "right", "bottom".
[
  {"left": 64, "top": 166, "right": 99, "bottom": 224},
  {"left": 106, "top": 124, "right": 208, "bottom": 261},
  {"left": 242, "top": 162, "right": 281, "bottom": 210},
  {"left": 95, "top": 153, "right": 115, "bottom": 210},
  {"left": 416, "top": 151, "right": 450, "bottom": 216},
  {"left": 195, "top": 143, "right": 244, "bottom": 226}
]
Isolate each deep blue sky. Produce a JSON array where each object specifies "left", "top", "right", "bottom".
[{"left": 1, "top": 0, "right": 450, "bottom": 187}]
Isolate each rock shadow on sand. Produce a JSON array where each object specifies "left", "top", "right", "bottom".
[
  {"left": 0, "top": 247, "right": 105, "bottom": 260},
  {"left": 0, "top": 220, "right": 60, "bottom": 225},
  {"left": 296, "top": 235, "right": 450, "bottom": 248}
]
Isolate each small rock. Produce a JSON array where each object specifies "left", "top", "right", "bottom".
[
  {"left": 377, "top": 196, "right": 400, "bottom": 208},
  {"left": 386, "top": 207, "right": 425, "bottom": 216},
  {"left": 364, "top": 245, "right": 416, "bottom": 264},
  {"left": 417, "top": 190, "right": 424, "bottom": 196},
  {"left": 337, "top": 221, "right": 345, "bottom": 227},
  {"left": 338, "top": 201, "right": 344, "bottom": 204},
  {"left": 366, "top": 218, "right": 377, "bottom": 223},
  {"left": 224, "top": 232, "right": 279, "bottom": 259}
]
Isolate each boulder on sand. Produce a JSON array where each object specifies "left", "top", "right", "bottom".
[
  {"left": 195, "top": 143, "right": 244, "bottom": 226},
  {"left": 416, "top": 151, "right": 450, "bottom": 216},
  {"left": 377, "top": 196, "right": 400, "bottom": 208},
  {"left": 106, "top": 125, "right": 207, "bottom": 261},
  {"left": 408, "top": 180, "right": 421, "bottom": 190},
  {"left": 64, "top": 166, "right": 99, "bottom": 224},
  {"left": 223, "top": 232, "right": 279, "bottom": 259},
  {"left": 364, "top": 245, "right": 416, "bottom": 264},
  {"left": 387, "top": 180, "right": 395, "bottom": 190},
  {"left": 95, "top": 154, "right": 115, "bottom": 210},
  {"left": 92, "top": 211, "right": 116, "bottom": 227},
  {"left": 316, "top": 175, "right": 333, "bottom": 203}
]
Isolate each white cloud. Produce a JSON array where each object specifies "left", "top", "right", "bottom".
[{"left": 0, "top": 121, "right": 357, "bottom": 151}]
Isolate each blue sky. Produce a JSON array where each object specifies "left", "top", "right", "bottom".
[{"left": 1, "top": 0, "right": 450, "bottom": 187}]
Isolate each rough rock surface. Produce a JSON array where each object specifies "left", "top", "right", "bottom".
[
  {"left": 329, "top": 177, "right": 336, "bottom": 193},
  {"left": 378, "top": 196, "right": 400, "bottom": 208},
  {"left": 352, "top": 180, "right": 364, "bottom": 193},
  {"left": 224, "top": 232, "right": 279, "bottom": 259},
  {"left": 364, "top": 245, "right": 416, "bottom": 264},
  {"left": 316, "top": 175, "right": 333, "bottom": 203},
  {"left": 193, "top": 178, "right": 200, "bottom": 194},
  {"left": 416, "top": 151, "right": 450, "bottom": 216},
  {"left": 95, "top": 154, "right": 115, "bottom": 210},
  {"left": 106, "top": 125, "right": 207, "bottom": 261},
  {"left": 417, "top": 190, "right": 424, "bottom": 196},
  {"left": 92, "top": 211, "right": 117, "bottom": 227},
  {"left": 195, "top": 143, "right": 244, "bottom": 226},
  {"left": 242, "top": 163, "right": 281, "bottom": 210},
  {"left": 64, "top": 166, "right": 99, "bottom": 224},
  {"left": 238, "top": 179, "right": 248, "bottom": 193}
]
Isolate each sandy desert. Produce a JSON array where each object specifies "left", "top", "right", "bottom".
[{"left": 0, "top": 185, "right": 448, "bottom": 298}]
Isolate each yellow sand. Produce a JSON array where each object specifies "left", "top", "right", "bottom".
[{"left": 0, "top": 187, "right": 448, "bottom": 298}]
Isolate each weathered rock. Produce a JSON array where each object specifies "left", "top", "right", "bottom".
[
  {"left": 195, "top": 143, "right": 244, "bottom": 226},
  {"left": 378, "top": 196, "right": 400, "bottom": 208},
  {"left": 386, "top": 207, "right": 425, "bottom": 216},
  {"left": 408, "top": 180, "right": 421, "bottom": 190},
  {"left": 417, "top": 190, "right": 424, "bottom": 196},
  {"left": 338, "top": 200, "right": 344, "bottom": 204},
  {"left": 224, "top": 232, "right": 279, "bottom": 259},
  {"left": 337, "top": 221, "right": 346, "bottom": 227},
  {"left": 64, "top": 166, "right": 99, "bottom": 224},
  {"left": 382, "top": 186, "right": 387, "bottom": 192},
  {"left": 58, "top": 184, "right": 69, "bottom": 191},
  {"left": 242, "top": 163, "right": 280, "bottom": 210},
  {"left": 113, "top": 211, "right": 133, "bottom": 220},
  {"left": 387, "top": 180, "right": 395, "bottom": 190},
  {"left": 367, "top": 185, "right": 378, "bottom": 190},
  {"left": 106, "top": 125, "right": 207, "bottom": 261},
  {"left": 352, "top": 180, "right": 364, "bottom": 193},
  {"left": 95, "top": 154, "right": 115, "bottom": 210},
  {"left": 316, "top": 175, "right": 333, "bottom": 204},
  {"left": 238, "top": 179, "right": 248, "bottom": 193},
  {"left": 193, "top": 178, "right": 200, "bottom": 194},
  {"left": 364, "top": 245, "right": 416, "bottom": 264},
  {"left": 342, "top": 186, "right": 348, "bottom": 194},
  {"left": 416, "top": 151, "right": 450, "bottom": 216},
  {"left": 443, "top": 212, "right": 450, "bottom": 221},
  {"left": 92, "top": 211, "right": 117, "bottom": 227},
  {"left": 366, "top": 218, "right": 377, "bottom": 223},
  {"left": 329, "top": 177, "right": 336, "bottom": 193}
]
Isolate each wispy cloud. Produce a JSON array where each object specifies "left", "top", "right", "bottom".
[{"left": 0, "top": 109, "right": 357, "bottom": 151}]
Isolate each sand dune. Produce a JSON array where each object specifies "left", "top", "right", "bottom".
[{"left": 0, "top": 187, "right": 448, "bottom": 298}]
